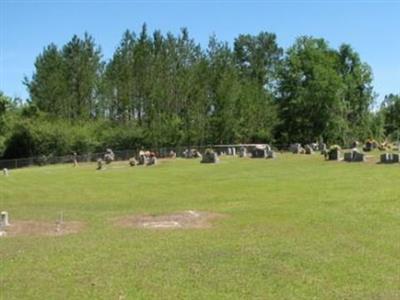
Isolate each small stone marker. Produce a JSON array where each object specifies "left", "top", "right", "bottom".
[
  {"left": 72, "top": 152, "right": 79, "bottom": 167},
  {"left": 0, "top": 211, "right": 10, "bottom": 227}
]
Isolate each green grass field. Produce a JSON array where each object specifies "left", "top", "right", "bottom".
[{"left": 1, "top": 154, "right": 399, "bottom": 299}]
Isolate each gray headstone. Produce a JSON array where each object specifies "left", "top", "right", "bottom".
[
  {"left": 305, "top": 145, "right": 314, "bottom": 155},
  {"left": 0, "top": 211, "right": 10, "bottom": 227},
  {"left": 239, "top": 147, "right": 247, "bottom": 158},
  {"left": 328, "top": 148, "right": 341, "bottom": 161},
  {"left": 201, "top": 150, "right": 219, "bottom": 164},
  {"left": 344, "top": 152, "right": 353, "bottom": 162},
  {"left": 266, "top": 150, "right": 276, "bottom": 159}
]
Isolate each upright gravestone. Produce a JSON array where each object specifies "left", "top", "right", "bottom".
[
  {"left": 345, "top": 149, "right": 365, "bottom": 162},
  {"left": 104, "top": 149, "right": 115, "bottom": 164},
  {"left": 290, "top": 143, "right": 304, "bottom": 154},
  {"left": 266, "top": 150, "right": 276, "bottom": 159},
  {"left": 327, "top": 146, "right": 341, "bottom": 161},
  {"left": 380, "top": 153, "right": 391, "bottom": 164},
  {"left": 319, "top": 143, "right": 327, "bottom": 155},
  {"left": 129, "top": 157, "right": 137, "bottom": 166},
  {"left": 0, "top": 211, "right": 10, "bottom": 227},
  {"left": 201, "top": 149, "right": 219, "bottom": 164},
  {"left": 344, "top": 152, "right": 353, "bottom": 162},
  {"left": 251, "top": 148, "right": 266, "bottom": 158},
  {"left": 352, "top": 151, "right": 365, "bottom": 162},
  {"left": 147, "top": 153, "right": 157, "bottom": 166},
  {"left": 239, "top": 147, "right": 247, "bottom": 158},
  {"left": 380, "top": 153, "right": 400, "bottom": 164},
  {"left": 72, "top": 152, "right": 78, "bottom": 167},
  {"left": 305, "top": 145, "right": 314, "bottom": 155},
  {"left": 97, "top": 158, "right": 105, "bottom": 170}
]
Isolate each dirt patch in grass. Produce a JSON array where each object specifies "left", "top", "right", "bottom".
[
  {"left": 2, "top": 220, "right": 85, "bottom": 237},
  {"left": 114, "top": 210, "right": 225, "bottom": 230}
]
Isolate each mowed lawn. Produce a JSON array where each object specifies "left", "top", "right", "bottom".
[{"left": 0, "top": 154, "right": 399, "bottom": 300}]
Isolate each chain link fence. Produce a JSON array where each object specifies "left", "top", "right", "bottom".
[{"left": 0, "top": 144, "right": 286, "bottom": 170}]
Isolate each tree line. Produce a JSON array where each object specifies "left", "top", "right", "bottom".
[{"left": 1, "top": 24, "right": 399, "bottom": 159}]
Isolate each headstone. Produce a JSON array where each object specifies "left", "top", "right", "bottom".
[
  {"left": 201, "top": 149, "right": 219, "bottom": 164},
  {"left": 251, "top": 148, "right": 266, "bottom": 158},
  {"left": 3, "top": 168, "right": 9, "bottom": 176},
  {"left": 344, "top": 152, "right": 353, "bottom": 162},
  {"left": 104, "top": 148, "right": 115, "bottom": 164},
  {"left": 351, "top": 141, "right": 360, "bottom": 148},
  {"left": 380, "top": 153, "right": 391, "bottom": 164},
  {"left": 320, "top": 143, "right": 327, "bottom": 155},
  {"left": 380, "top": 153, "right": 400, "bottom": 164},
  {"left": 327, "top": 147, "right": 341, "bottom": 161},
  {"left": 97, "top": 158, "right": 105, "bottom": 170},
  {"left": 305, "top": 145, "right": 314, "bottom": 155},
  {"left": 0, "top": 211, "right": 10, "bottom": 227},
  {"left": 345, "top": 149, "right": 365, "bottom": 162},
  {"left": 363, "top": 140, "right": 374, "bottom": 152},
  {"left": 129, "top": 157, "right": 137, "bottom": 166},
  {"left": 266, "top": 150, "right": 276, "bottom": 159},
  {"left": 239, "top": 147, "right": 247, "bottom": 158},
  {"left": 353, "top": 152, "right": 365, "bottom": 162},
  {"left": 310, "top": 143, "right": 319, "bottom": 151},
  {"left": 147, "top": 153, "right": 157, "bottom": 166},
  {"left": 290, "top": 143, "right": 302, "bottom": 154},
  {"left": 72, "top": 152, "right": 79, "bottom": 167}
]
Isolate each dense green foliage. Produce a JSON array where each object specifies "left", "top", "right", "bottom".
[
  {"left": 1, "top": 25, "right": 398, "bottom": 158},
  {"left": 1, "top": 156, "right": 399, "bottom": 299}
]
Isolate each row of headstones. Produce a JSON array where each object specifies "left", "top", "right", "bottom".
[
  {"left": 327, "top": 148, "right": 400, "bottom": 164},
  {"left": 183, "top": 146, "right": 276, "bottom": 162},
  {"left": 326, "top": 148, "right": 365, "bottom": 162},
  {"left": 198, "top": 145, "right": 277, "bottom": 163},
  {"left": 97, "top": 149, "right": 158, "bottom": 170},
  {"left": 129, "top": 152, "right": 158, "bottom": 167},
  {"left": 290, "top": 143, "right": 327, "bottom": 155}
]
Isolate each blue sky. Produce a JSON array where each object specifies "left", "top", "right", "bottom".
[{"left": 1, "top": 0, "right": 399, "bottom": 104}]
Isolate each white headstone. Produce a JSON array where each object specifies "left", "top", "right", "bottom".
[{"left": 3, "top": 168, "right": 9, "bottom": 176}]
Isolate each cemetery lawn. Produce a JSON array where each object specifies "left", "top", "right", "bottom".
[{"left": 1, "top": 154, "right": 399, "bottom": 300}]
